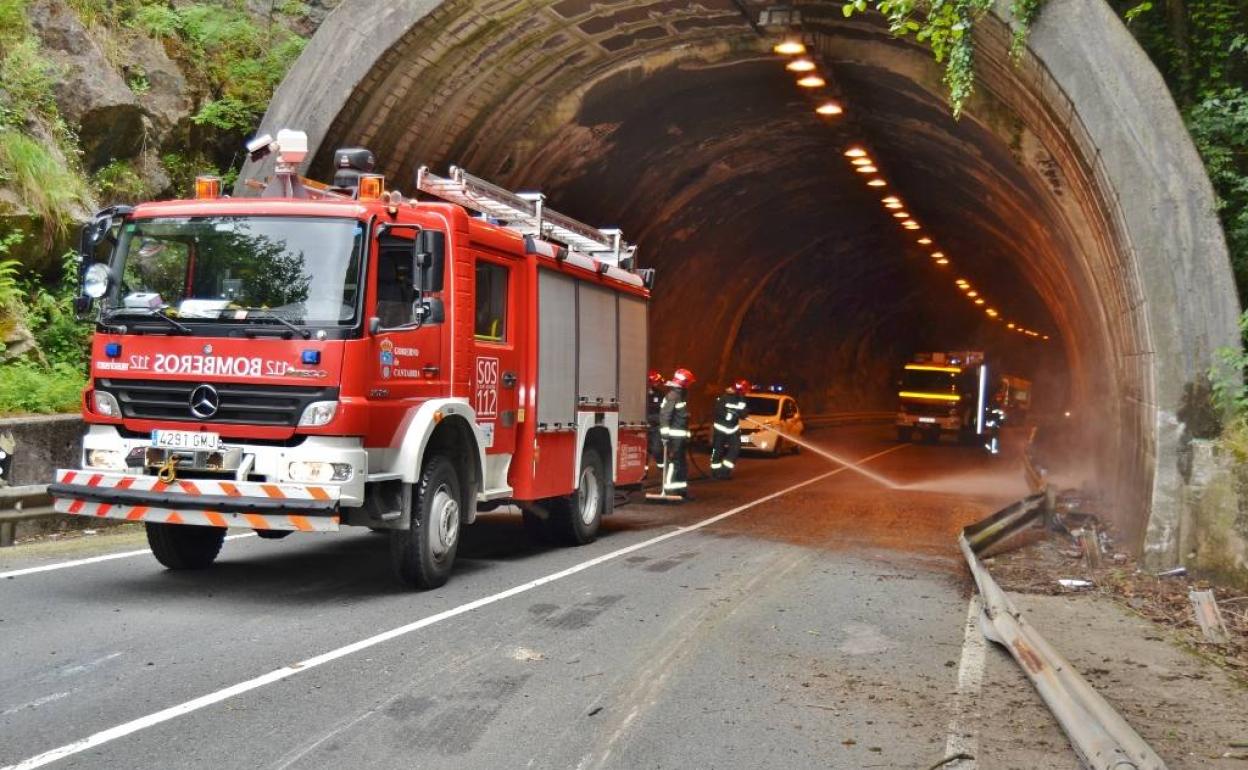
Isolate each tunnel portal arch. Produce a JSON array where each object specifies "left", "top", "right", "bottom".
[{"left": 245, "top": 0, "right": 1238, "bottom": 564}]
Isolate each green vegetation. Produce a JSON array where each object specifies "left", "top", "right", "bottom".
[
  {"left": 1113, "top": 0, "right": 1248, "bottom": 304},
  {"left": 0, "top": 238, "right": 87, "bottom": 416},
  {"left": 0, "top": 0, "right": 316, "bottom": 414}
]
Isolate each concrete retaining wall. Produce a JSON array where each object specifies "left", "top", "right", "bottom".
[
  {"left": 1180, "top": 440, "right": 1248, "bottom": 590},
  {"left": 0, "top": 414, "right": 82, "bottom": 487}
]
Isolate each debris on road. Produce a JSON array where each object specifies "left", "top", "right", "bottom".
[
  {"left": 959, "top": 492, "right": 1168, "bottom": 770},
  {"left": 1190, "top": 590, "right": 1231, "bottom": 644},
  {"left": 1058, "top": 578, "right": 1094, "bottom": 589}
]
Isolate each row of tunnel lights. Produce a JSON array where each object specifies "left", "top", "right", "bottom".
[{"left": 772, "top": 39, "right": 1050, "bottom": 343}]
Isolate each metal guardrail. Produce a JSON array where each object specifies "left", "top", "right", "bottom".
[
  {"left": 959, "top": 493, "right": 1167, "bottom": 769},
  {"left": 0, "top": 485, "right": 53, "bottom": 547}
]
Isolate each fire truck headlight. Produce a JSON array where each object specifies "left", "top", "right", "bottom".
[
  {"left": 92, "top": 390, "right": 120, "bottom": 417},
  {"left": 86, "top": 449, "right": 126, "bottom": 470},
  {"left": 297, "top": 401, "right": 338, "bottom": 427},
  {"left": 287, "top": 461, "right": 352, "bottom": 483}
]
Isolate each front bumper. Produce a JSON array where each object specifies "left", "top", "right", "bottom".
[
  {"left": 50, "top": 469, "right": 341, "bottom": 532},
  {"left": 896, "top": 414, "right": 960, "bottom": 431}
]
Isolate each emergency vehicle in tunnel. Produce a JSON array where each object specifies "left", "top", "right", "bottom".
[
  {"left": 49, "top": 130, "right": 653, "bottom": 589},
  {"left": 894, "top": 351, "right": 992, "bottom": 445}
]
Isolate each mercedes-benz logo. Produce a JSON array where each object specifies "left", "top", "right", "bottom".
[{"left": 189, "top": 384, "right": 219, "bottom": 419}]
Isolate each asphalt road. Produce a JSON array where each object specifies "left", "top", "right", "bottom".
[{"left": 0, "top": 424, "right": 1036, "bottom": 769}]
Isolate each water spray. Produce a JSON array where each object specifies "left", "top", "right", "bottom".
[{"left": 741, "top": 418, "right": 902, "bottom": 489}]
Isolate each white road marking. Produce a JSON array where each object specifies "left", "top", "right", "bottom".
[
  {"left": 0, "top": 534, "right": 255, "bottom": 580},
  {"left": 942, "top": 595, "right": 987, "bottom": 768},
  {"left": 0, "top": 444, "right": 908, "bottom": 770}
]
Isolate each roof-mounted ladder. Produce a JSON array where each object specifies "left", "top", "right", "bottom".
[{"left": 415, "top": 165, "right": 636, "bottom": 266}]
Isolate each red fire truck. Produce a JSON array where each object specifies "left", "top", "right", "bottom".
[{"left": 50, "top": 130, "right": 653, "bottom": 588}]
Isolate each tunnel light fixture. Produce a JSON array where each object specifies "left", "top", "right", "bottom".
[
  {"left": 917, "top": 237, "right": 932, "bottom": 245},
  {"left": 796, "top": 75, "right": 826, "bottom": 88},
  {"left": 904, "top": 223, "right": 920, "bottom": 230},
  {"left": 881, "top": 196, "right": 900, "bottom": 204},
  {"left": 935, "top": 258, "right": 950, "bottom": 266},
  {"left": 1043, "top": 335, "right": 1050, "bottom": 340},
  {"left": 885, "top": 202, "right": 903, "bottom": 210},
  {"left": 892, "top": 212, "right": 909, "bottom": 219},
  {"left": 931, "top": 251, "right": 944, "bottom": 259},
  {"left": 986, "top": 308, "right": 998, "bottom": 317},
  {"left": 844, "top": 147, "right": 868, "bottom": 158},
  {"left": 1007, "top": 323, "right": 1016, "bottom": 329},
  {"left": 852, "top": 157, "right": 873, "bottom": 166},
  {"left": 955, "top": 280, "right": 968, "bottom": 287},
  {"left": 774, "top": 40, "right": 807, "bottom": 55},
  {"left": 816, "top": 102, "right": 844, "bottom": 116},
  {"left": 867, "top": 179, "right": 887, "bottom": 187},
  {"left": 787, "top": 58, "right": 817, "bottom": 72},
  {"left": 975, "top": 298, "right": 986, "bottom": 305},
  {"left": 856, "top": 165, "right": 878, "bottom": 173},
  {"left": 967, "top": 290, "right": 978, "bottom": 297}
]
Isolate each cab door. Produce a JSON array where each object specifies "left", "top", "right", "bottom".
[
  {"left": 470, "top": 252, "right": 524, "bottom": 470},
  {"left": 367, "top": 230, "right": 444, "bottom": 445}
]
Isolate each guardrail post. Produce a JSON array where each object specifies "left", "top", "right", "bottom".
[{"left": 0, "top": 519, "right": 13, "bottom": 547}]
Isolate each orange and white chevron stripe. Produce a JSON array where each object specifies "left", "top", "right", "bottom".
[
  {"left": 52, "top": 470, "right": 341, "bottom": 532},
  {"left": 55, "top": 499, "right": 340, "bottom": 532}
]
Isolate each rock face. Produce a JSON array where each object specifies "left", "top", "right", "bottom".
[
  {"left": 125, "top": 34, "right": 193, "bottom": 144},
  {"left": 29, "top": 0, "right": 146, "bottom": 171}
]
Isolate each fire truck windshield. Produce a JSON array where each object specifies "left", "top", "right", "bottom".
[
  {"left": 108, "top": 216, "right": 365, "bottom": 326},
  {"left": 900, "top": 369, "right": 960, "bottom": 392}
]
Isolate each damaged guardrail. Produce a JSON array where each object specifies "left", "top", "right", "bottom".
[{"left": 959, "top": 493, "right": 1167, "bottom": 770}]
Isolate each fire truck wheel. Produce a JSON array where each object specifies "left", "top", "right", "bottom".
[
  {"left": 145, "top": 522, "right": 226, "bottom": 570},
  {"left": 391, "top": 453, "right": 461, "bottom": 589},
  {"left": 550, "top": 447, "right": 605, "bottom": 545}
]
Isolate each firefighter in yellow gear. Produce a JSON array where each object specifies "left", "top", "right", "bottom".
[{"left": 710, "top": 379, "right": 749, "bottom": 479}]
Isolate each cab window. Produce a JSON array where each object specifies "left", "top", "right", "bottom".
[
  {"left": 782, "top": 400, "right": 797, "bottom": 419},
  {"left": 475, "top": 261, "right": 508, "bottom": 341},
  {"left": 376, "top": 235, "right": 416, "bottom": 328}
]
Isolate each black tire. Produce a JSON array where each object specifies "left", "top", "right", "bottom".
[
  {"left": 549, "top": 446, "right": 605, "bottom": 545},
  {"left": 254, "top": 529, "right": 291, "bottom": 540},
  {"left": 145, "top": 522, "right": 226, "bottom": 570},
  {"left": 390, "top": 454, "right": 462, "bottom": 589},
  {"left": 896, "top": 427, "right": 912, "bottom": 443}
]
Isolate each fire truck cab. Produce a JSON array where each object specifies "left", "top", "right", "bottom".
[
  {"left": 50, "top": 131, "right": 653, "bottom": 589},
  {"left": 895, "top": 351, "right": 991, "bottom": 445}
]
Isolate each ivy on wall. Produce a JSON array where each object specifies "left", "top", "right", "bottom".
[{"left": 841, "top": 0, "right": 1043, "bottom": 117}]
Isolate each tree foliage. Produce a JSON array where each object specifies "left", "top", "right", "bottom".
[{"left": 1112, "top": 0, "right": 1248, "bottom": 304}]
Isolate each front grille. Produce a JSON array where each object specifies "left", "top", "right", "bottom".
[{"left": 99, "top": 379, "right": 337, "bottom": 426}]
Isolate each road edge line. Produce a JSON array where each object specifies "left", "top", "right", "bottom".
[{"left": 0, "top": 534, "right": 256, "bottom": 580}]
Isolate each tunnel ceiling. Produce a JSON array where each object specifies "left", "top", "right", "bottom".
[{"left": 307, "top": 0, "right": 1069, "bottom": 407}]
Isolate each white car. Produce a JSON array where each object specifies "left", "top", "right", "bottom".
[{"left": 740, "top": 393, "right": 804, "bottom": 455}]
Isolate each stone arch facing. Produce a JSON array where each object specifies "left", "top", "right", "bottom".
[{"left": 244, "top": 0, "right": 1238, "bottom": 564}]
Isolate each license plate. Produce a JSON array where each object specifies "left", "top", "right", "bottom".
[
  {"left": 151, "top": 430, "right": 220, "bottom": 451},
  {"left": 918, "top": 417, "right": 937, "bottom": 424}
]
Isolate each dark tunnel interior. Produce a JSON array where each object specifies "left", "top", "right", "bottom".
[{"left": 289, "top": 0, "right": 1157, "bottom": 531}]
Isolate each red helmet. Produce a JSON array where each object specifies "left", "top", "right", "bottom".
[
  {"left": 668, "top": 368, "right": 695, "bottom": 388},
  {"left": 732, "top": 379, "right": 751, "bottom": 395},
  {"left": 648, "top": 369, "right": 665, "bottom": 387}
]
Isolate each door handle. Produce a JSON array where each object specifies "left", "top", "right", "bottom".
[{"left": 502, "top": 371, "right": 517, "bottom": 388}]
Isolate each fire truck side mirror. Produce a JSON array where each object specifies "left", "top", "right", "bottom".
[{"left": 413, "top": 230, "right": 446, "bottom": 293}]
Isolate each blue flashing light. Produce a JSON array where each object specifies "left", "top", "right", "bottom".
[
  {"left": 301, "top": 350, "right": 321, "bottom": 365},
  {"left": 104, "top": 342, "right": 122, "bottom": 358}
]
